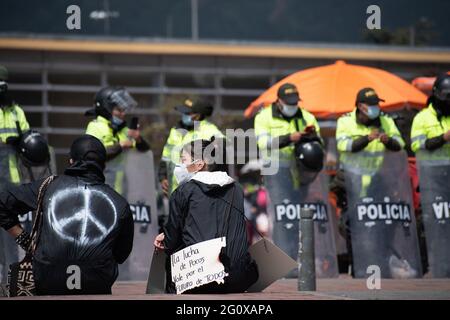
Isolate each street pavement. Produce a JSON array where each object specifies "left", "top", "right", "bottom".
[{"left": 3, "top": 276, "right": 450, "bottom": 300}]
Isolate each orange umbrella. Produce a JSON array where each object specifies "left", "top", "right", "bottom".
[
  {"left": 244, "top": 60, "right": 428, "bottom": 119},
  {"left": 412, "top": 71, "right": 450, "bottom": 94}
]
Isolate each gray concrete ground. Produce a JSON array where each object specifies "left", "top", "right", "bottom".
[{"left": 2, "top": 276, "right": 450, "bottom": 300}]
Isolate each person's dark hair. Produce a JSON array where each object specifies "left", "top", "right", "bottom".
[
  {"left": 182, "top": 138, "right": 225, "bottom": 172},
  {"left": 70, "top": 135, "right": 107, "bottom": 167}
]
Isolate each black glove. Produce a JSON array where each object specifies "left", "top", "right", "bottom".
[
  {"left": 299, "top": 132, "right": 322, "bottom": 144},
  {"left": 5, "top": 136, "right": 20, "bottom": 147}
]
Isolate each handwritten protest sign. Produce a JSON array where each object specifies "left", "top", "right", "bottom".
[{"left": 170, "top": 237, "right": 228, "bottom": 294}]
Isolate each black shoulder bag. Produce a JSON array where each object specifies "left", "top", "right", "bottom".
[{"left": 7, "top": 175, "right": 55, "bottom": 297}]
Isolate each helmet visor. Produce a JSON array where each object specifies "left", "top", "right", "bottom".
[
  {"left": 110, "top": 89, "right": 138, "bottom": 111},
  {"left": 0, "top": 81, "right": 8, "bottom": 93},
  {"left": 435, "top": 87, "right": 450, "bottom": 102}
]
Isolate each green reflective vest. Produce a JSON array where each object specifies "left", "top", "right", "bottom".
[
  {"left": 336, "top": 109, "right": 404, "bottom": 153},
  {"left": 161, "top": 119, "right": 223, "bottom": 192},
  {"left": 336, "top": 109, "right": 405, "bottom": 197},
  {"left": 0, "top": 104, "right": 30, "bottom": 184},
  {"left": 86, "top": 115, "right": 137, "bottom": 194},
  {"left": 254, "top": 104, "right": 321, "bottom": 162},
  {"left": 86, "top": 115, "right": 135, "bottom": 148},
  {"left": 410, "top": 103, "right": 450, "bottom": 156}
]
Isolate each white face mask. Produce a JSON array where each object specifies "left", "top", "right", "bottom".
[
  {"left": 181, "top": 114, "right": 194, "bottom": 127},
  {"left": 112, "top": 115, "right": 124, "bottom": 125},
  {"left": 173, "top": 160, "right": 199, "bottom": 184},
  {"left": 365, "top": 105, "right": 380, "bottom": 120},
  {"left": 280, "top": 103, "right": 299, "bottom": 117}
]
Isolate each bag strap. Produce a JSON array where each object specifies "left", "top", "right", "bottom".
[
  {"left": 29, "top": 175, "right": 55, "bottom": 254},
  {"left": 215, "top": 189, "right": 266, "bottom": 240},
  {"left": 219, "top": 185, "right": 235, "bottom": 239}
]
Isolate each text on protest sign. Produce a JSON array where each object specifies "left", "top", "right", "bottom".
[{"left": 170, "top": 237, "right": 228, "bottom": 294}]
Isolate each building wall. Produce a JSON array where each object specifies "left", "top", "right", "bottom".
[{"left": 0, "top": 48, "right": 449, "bottom": 172}]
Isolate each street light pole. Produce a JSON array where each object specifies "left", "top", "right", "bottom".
[
  {"left": 89, "top": 1, "right": 119, "bottom": 36},
  {"left": 191, "top": 0, "right": 199, "bottom": 41},
  {"left": 103, "top": 0, "right": 110, "bottom": 35}
]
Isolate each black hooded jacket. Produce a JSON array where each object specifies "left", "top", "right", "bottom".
[
  {"left": 0, "top": 161, "right": 134, "bottom": 295},
  {"left": 163, "top": 171, "right": 258, "bottom": 294}
]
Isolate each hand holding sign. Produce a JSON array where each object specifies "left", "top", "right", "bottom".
[
  {"left": 154, "top": 233, "right": 165, "bottom": 251},
  {"left": 170, "top": 237, "right": 228, "bottom": 294}
]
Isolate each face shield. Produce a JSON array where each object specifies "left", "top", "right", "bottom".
[
  {"left": 433, "top": 84, "right": 450, "bottom": 116},
  {"left": 434, "top": 87, "right": 450, "bottom": 103},
  {"left": 0, "top": 81, "right": 7, "bottom": 93},
  {"left": 109, "top": 89, "right": 138, "bottom": 112},
  {"left": 0, "top": 81, "right": 9, "bottom": 106}
]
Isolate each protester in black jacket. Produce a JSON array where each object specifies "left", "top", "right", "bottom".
[
  {"left": 0, "top": 135, "right": 134, "bottom": 295},
  {"left": 154, "top": 139, "right": 258, "bottom": 294}
]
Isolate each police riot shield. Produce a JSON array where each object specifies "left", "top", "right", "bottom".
[
  {"left": 0, "top": 144, "right": 19, "bottom": 186},
  {"left": 264, "top": 160, "right": 339, "bottom": 278},
  {"left": 304, "top": 172, "right": 339, "bottom": 278},
  {"left": 167, "top": 161, "right": 177, "bottom": 195},
  {"left": 104, "top": 150, "right": 159, "bottom": 281},
  {"left": 0, "top": 145, "right": 20, "bottom": 284},
  {"left": 340, "top": 151, "right": 422, "bottom": 278},
  {"left": 17, "top": 145, "right": 57, "bottom": 184},
  {"left": 416, "top": 147, "right": 450, "bottom": 278},
  {"left": 17, "top": 146, "right": 57, "bottom": 233}
]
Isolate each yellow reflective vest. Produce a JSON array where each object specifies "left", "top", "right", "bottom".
[
  {"left": 86, "top": 115, "right": 137, "bottom": 194},
  {"left": 336, "top": 109, "right": 404, "bottom": 197},
  {"left": 161, "top": 119, "right": 223, "bottom": 192},
  {"left": 410, "top": 103, "right": 450, "bottom": 154},
  {"left": 336, "top": 109, "right": 404, "bottom": 153},
  {"left": 86, "top": 115, "right": 135, "bottom": 149},
  {"left": 254, "top": 104, "right": 321, "bottom": 162},
  {"left": 0, "top": 104, "right": 30, "bottom": 184}
]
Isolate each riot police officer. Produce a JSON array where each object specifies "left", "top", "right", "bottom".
[
  {"left": 85, "top": 86, "right": 150, "bottom": 160},
  {"left": 159, "top": 98, "right": 223, "bottom": 195},
  {"left": 254, "top": 83, "right": 338, "bottom": 277},
  {"left": 336, "top": 88, "right": 421, "bottom": 278},
  {"left": 411, "top": 74, "right": 450, "bottom": 277}
]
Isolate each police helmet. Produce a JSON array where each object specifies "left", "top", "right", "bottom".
[
  {"left": 89, "top": 86, "right": 137, "bottom": 119},
  {"left": 432, "top": 73, "right": 450, "bottom": 102},
  {"left": 18, "top": 130, "right": 50, "bottom": 166},
  {"left": 295, "top": 141, "right": 325, "bottom": 172}
]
